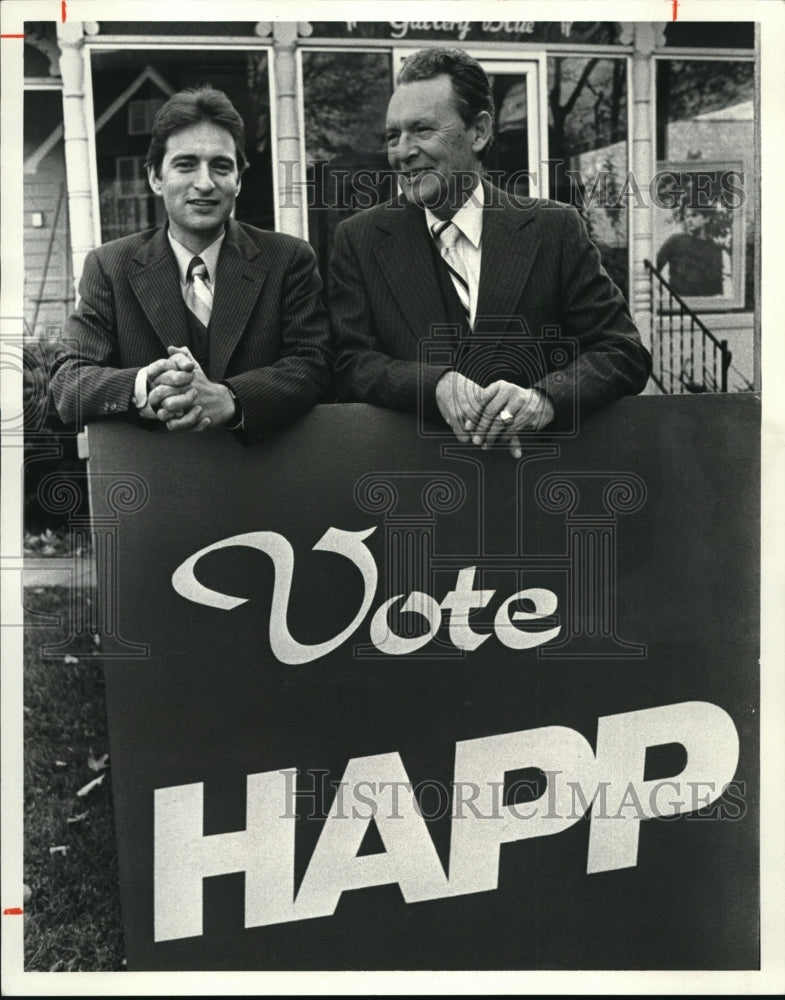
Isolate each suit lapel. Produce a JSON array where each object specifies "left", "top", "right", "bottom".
[
  {"left": 209, "top": 221, "right": 267, "bottom": 380},
  {"left": 128, "top": 227, "right": 189, "bottom": 352},
  {"left": 475, "top": 184, "right": 539, "bottom": 324},
  {"left": 375, "top": 187, "right": 541, "bottom": 340},
  {"left": 374, "top": 203, "right": 448, "bottom": 342},
  {"left": 128, "top": 221, "right": 268, "bottom": 379}
]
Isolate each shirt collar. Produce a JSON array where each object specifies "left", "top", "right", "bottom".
[
  {"left": 425, "top": 179, "right": 484, "bottom": 249},
  {"left": 167, "top": 228, "right": 226, "bottom": 284}
]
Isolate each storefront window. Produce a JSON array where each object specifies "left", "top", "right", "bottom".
[
  {"left": 90, "top": 48, "right": 273, "bottom": 243},
  {"left": 301, "top": 50, "right": 394, "bottom": 286},
  {"left": 654, "top": 59, "right": 755, "bottom": 313},
  {"left": 546, "top": 56, "right": 629, "bottom": 299},
  {"left": 483, "top": 71, "right": 534, "bottom": 201}
]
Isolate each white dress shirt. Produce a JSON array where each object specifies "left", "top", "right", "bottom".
[{"left": 167, "top": 228, "right": 225, "bottom": 293}]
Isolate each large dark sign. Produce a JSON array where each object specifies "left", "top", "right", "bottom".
[
  {"left": 86, "top": 396, "right": 759, "bottom": 971},
  {"left": 309, "top": 21, "right": 626, "bottom": 44}
]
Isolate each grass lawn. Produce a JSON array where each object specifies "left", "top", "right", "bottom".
[{"left": 23, "top": 586, "right": 125, "bottom": 971}]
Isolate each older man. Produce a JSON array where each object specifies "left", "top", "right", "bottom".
[
  {"left": 330, "top": 47, "right": 650, "bottom": 456},
  {"left": 51, "top": 85, "right": 332, "bottom": 442}
]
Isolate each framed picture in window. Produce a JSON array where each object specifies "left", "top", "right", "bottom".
[{"left": 653, "top": 161, "right": 746, "bottom": 310}]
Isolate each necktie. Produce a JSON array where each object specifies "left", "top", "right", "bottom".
[
  {"left": 185, "top": 256, "right": 213, "bottom": 332},
  {"left": 431, "top": 220, "right": 471, "bottom": 324}
]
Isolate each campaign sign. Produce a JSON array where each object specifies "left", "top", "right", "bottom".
[{"left": 85, "top": 396, "right": 759, "bottom": 970}]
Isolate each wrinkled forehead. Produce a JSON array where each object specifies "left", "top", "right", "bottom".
[{"left": 386, "top": 74, "right": 460, "bottom": 127}]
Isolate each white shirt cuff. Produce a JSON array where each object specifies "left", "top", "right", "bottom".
[
  {"left": 133, "top": 366, "right": 158, "bottom": 419},
  {"left": 132, "top": 366, "right": 149, "bottom": 408}
]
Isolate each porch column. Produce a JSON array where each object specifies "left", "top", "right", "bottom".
[
  {"left": 267, "top": 21, "right": 311, "bottom": 238},
  {"left": 56, "top": 21, "right": 98, "bottom": 287},
  {"left": 630, "top": 22, "right": 664, "bottom": 359}
]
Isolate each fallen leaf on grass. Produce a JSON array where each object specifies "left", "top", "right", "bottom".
[
  {"left": 76, "top": 773, "right": 105, "bottom": 797},
  {"left": 87, "top": 751, "right": 109, "bottom": 772},
  {"left": 67, "top": 811, "right": 88, "bottom": 824},
  {"left": 23, "top": 885, "right": 32, "bottom": 904},
  {"left": 49, "top": 845, "right": 68, "bottom": 856},
  {"left": 54, "top": 760, "right": 67, "bottom": 768}
]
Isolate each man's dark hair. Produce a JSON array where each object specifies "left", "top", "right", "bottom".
[
  {"left": 145, "top": 85, "right": 248, "bottom": 175},
  {"left": 396, "top": 47, "right": 495, "bottom": 159}
]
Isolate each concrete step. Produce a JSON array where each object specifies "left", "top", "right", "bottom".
[{"left": 22, "top": 556, "right": 96, "bottom": 588}]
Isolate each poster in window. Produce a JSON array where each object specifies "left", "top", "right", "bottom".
[{"left": 653, "top": 161, "right": 746, "bottom": 311}]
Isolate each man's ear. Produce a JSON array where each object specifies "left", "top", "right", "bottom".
[
  {"left": 472, "top": 111, "right": 494, "bottom": 156},
  {"left": 148, "top": 165, "right": 162, "bottom": 196}
]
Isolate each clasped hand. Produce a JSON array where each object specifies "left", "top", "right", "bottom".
[
  {"left": 141, "top": 346, "right": 235, "bottom": 432},
  {"left": 435, "top": 372, "right": 555, "bottom": 459}
]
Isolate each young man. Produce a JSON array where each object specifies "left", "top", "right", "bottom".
[
  {"left": 657, "top": 205, "right": 725, "bottom": 297},
  {"left": 330, "top": 47, "right": 651, "bottom": 457},
  {"left": 50, "top": 86, "right": 332, "bottom": 442}
]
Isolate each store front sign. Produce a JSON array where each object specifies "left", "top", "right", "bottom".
[{"left": 310, "top": 21, "right": 626, "bottom": 44}]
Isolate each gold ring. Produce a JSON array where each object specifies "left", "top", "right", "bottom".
[{"left": 499, "top": 409, "right": 514, "bottom": 425}]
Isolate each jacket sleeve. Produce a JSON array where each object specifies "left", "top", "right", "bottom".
[
  {"left": 533, "top": 206, "right": 652, "bottom": 426},
  {"left": 329, "top": 222, "right": 450, "bottom": 421},
  {"left": 49, "top": 250, "right": 142, "bottom": 430}
]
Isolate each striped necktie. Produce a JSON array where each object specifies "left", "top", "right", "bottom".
[
  {"left": 431, "top": 220, "right": 471, "bottom": 323},
  {"left": 185, "top": 255, "right": 213, "bottom": 331}
]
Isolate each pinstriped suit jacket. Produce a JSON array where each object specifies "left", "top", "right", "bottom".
[
  {"left": 50, "top": 218, "right": 332, "bottom": 441},
  {"left": 330, "top": 182, "right": 651, "bottom": 426}
]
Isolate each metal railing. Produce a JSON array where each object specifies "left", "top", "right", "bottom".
[{"left": 643, "top": 259, "right": 732, "bottom": 394}]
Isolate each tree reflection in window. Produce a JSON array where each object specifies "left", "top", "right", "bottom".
[
  {"left": 547, "top": 56, "right": 629, "bottom": 300},
  {"left": 302, "top": 50, "right": 394, "bottom": 289}
]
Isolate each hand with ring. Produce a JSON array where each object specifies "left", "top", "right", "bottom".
[{"left": 464, "top": 380, "right": 555, "bottom": 458}]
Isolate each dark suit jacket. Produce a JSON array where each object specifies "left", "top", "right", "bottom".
[
  {"left": 329, "top": 183, "right": 651, "bottom": 426},
  {"left": 50, "top": 218, "right": 333, "bottom": 441}
]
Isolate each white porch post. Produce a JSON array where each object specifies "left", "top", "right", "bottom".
[
  {"left": 630, "top": 23, "right": 664, "bottom": 359},
  {"left": 269, "top": 21, "right": 310, "bottom": 238},
  {"left": 56, "top": 21, "right": 98, "bottom": 288}
]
